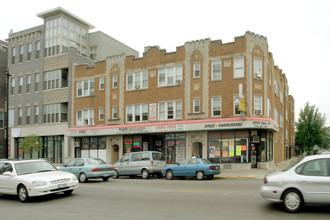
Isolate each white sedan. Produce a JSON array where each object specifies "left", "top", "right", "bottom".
[
  {"left": 260, "top": 154, "right": 330, "bottom": 212},
  {"left": 0, "top": 159, "right": 79, "bottom": 202}
]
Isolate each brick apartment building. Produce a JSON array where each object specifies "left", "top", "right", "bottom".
[
  {"left": 6, "top": 7, "right": 138, "bottom": 162},
  {"left": 68, "top": 31, "right": 295, "bottom": 169}
]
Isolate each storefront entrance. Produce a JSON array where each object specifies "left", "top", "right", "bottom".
[{"left": 192, "top": 142, "right": 203, "bottom": 158}]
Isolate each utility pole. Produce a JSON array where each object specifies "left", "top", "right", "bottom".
[{"left": 4, "top": 69, "right": 10, "bottom": 159}]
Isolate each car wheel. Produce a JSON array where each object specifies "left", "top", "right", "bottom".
[
  {"left": 102, "top": 177, "right": 110, "bottom": 182},
  {"left": 63, "top": 190, "right": 73, "bottom": 196},
  {"left": 207, "top": 175, "right": 214, "bottom": 180},
  {"left": 79, "top": 173, "right": 88, "bottom": 183},
  {"left": 113, "top": 170, "right": 119, "bottom": 179},
  {"left": 166, "top": 170, "right": 173, "bottom": 180},
  {"left": 18, "top": 185, "right": 29, "bottom": 203},
  {"left": 141, "top": 169, "right": 150, "bottom": 179},
  {"left": 283, "top": 189, "right": 303, "bottom": 213},
  {"left": 196, "top": 171, "right": 205, "bottom": 180}
]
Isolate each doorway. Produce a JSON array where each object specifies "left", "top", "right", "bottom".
[
  {"left": 111, "top": 145, "right": 119, "bottom": 164},
  {"left": 192, "top": 142, "right": 203, "bottom": 158},
  {"left": 251, "top": 144, "right": 258, "bottom": 168}
]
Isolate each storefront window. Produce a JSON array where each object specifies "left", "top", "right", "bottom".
[
  {"left": 165, "top": 133, "right": 185, "bottom": 164},
  {"left": 75, "top": 136, "right": 107, "bottom": 161},
  {"left": 235, "top": 138, "right": 248, "bottom": 163},
  {"left": 209, "top": 139, "right": 221, "bottom": 163}
]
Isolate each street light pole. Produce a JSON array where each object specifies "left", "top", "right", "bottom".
[{"left": 4, "top": 69, "right": 10, "bottom": 159}]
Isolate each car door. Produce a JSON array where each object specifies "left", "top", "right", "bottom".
[
  {"left": 296, "top": 158, "right": 330, "bottom": 203},
  {"left": 173, "top": 159, "right": 189, "bottom": 176},
  {"left": 130, "top": 153, "right": 143, "bottom": 175},
  {"left": 0, "top": 163, "right": 15, "bottom": 194},
  {"left": 62, "top": 159, "right": 78, "bottom": 176},
  {"left": 117, "top": 154, "right": 131, "bottom": 175},
  {"left": 73, "top": 159, "right": 85, "bottom": 176},
  {"left": 187, "top": 158, "right": 200, "bottom": 176}
]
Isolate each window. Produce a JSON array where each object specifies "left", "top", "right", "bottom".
[
  {"left": 280, "top": 89, "right": 284, "bottom": 104},
  {"left": 35, "top": 73, "right": 40, "bottom": 91},
  {"left": 127, "top": 71, "right": 148, "bottom": 90},
  {"left": 18, "top": 76, "right": 23, "bottom": 94},
  {"left": 267, "top": 98, "right": 271, "bottom": 118},
  {"left": 19, "top": 45, "right": 24, "bottom": 63},
  {"left": 26, "top": 106, "right": 31, "bottom": 124},
  {"left": 254, "top": 57, "right": 262, "bottom": 79},
  {"left": 273, "top": 77, "right": 278, "bottom": 96},
  {"left": 193, "top": 62, "right": 200, "bottom": 78},
  {"left": 254, "top": 95, "right": 262, "bottom": 115},
  {"left": 113, "top": 75, "right": 118, "bottom": 89},
  {"left": 27, "top": 43, "right": 32, "bottom": 61},
  {"left": 211, "top": 96, "right": 221, "bottom": 116},
  {"left": 0, "top": 112, "right": 3, "bottom": 128},
  {"left": 280, "top": 114, "right": 284, "bottom": 128},
  {"left": 11, "top": 47, "right": 16, "bottom": 64},
  {"left": 286, "top": 109, "right": 288, "bottom": 121},
  {"left": 234, "top": 57, "right": 244, "bottom": 78},
  {"left": 26, "top": 75, "right": 31, "bottom": 93},
  {"left": 158, "top": 65, "right": 183, "bottom": 87},
  {"left": 76, "top": 109, "right": 94, "bottom": 126},
  {"left": 99, "top": 77, "right": 104, "bottom": 90},
  {"left": 43, "top": 104, "right": 60, "bottom": 123},
  {"left": 112, "top": 106, "right": 118, "bottom": 119},
  {"left": 89, "top": 46, "right": 97, "bottom": 60},
  {"left": 43, "top": 70, "right": 63, "bottom": 90},
  {"left": 158, "top": 100, "right": 182, "bottom": 120},
  {"left": 99, "top": 108, "right": 104, "bottom": 121},
  {"left": 34, "top": 106, "right": 39, "bottom": 124},
  {"left": 296, "top": 159, "right": 328, "bottom": 176},
  {"left": 274, "top": 107, "right": 278, "bottom": 123},
  {"left": 126, "top": 104, "right": 148, "bottom": 122},
  {"left": 77, "top": 79, "right": 95, "bottom": 97},
  {"left": 10, "top": 78, "right": 15, "bottom": 95},
  {"left": 35, "top": 41, "right": 40, "bottom": 59},
  {"left": 269, "top": 67, "right": 272, "bottom": 86},
  {"left": 193, "top": 98, "right": 200, "bottom": 113},
  {"left": 18, "top": 108, "right": 22, "bottom": 125},
  {"left": 212, "top": 60, "right": 221, "bottom": 81}
]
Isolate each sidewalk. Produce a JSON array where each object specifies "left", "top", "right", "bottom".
[{"left": 215, "top": 168, "right": 274, "bottom": 179}]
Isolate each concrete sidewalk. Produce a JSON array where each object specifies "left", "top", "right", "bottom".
[{"left": 215, "top": 168, "right": 274, "bottom": 179}]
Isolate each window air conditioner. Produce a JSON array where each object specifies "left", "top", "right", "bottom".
[
  {"left": 89, "top": 91, "right": 95, "bottom": 96},
  {"left": 255, "top": 110, "right": 261, "bottom": 115},
  {"left": 176, "top": 79, "right": 182, "bottom": 85},
  {"left": 135, "top": 85, "right": 140, "bottom": 89}
]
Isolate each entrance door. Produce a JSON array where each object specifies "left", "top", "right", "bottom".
[
  {"left": 192, "top": 142, "right": 202, "bottom": 158},
  {"left": 251, "top": 144, "right": 258, "bottom": 168},
  {"left": 111, "top": 145, "right": 119, "bottom": 164}
]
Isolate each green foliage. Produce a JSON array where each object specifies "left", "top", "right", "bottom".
[
  {"left": 295, "top": 102, "right": 327, "bottom": 153},
  {"left": 20, "top": 135, "right": 43, "bottom": 158}
]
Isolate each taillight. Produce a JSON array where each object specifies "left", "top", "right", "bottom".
[
  {"left": 209, "top": 166, "right": 215, "bottom": 170},
  {"left": 111, "top": 167, "right": 115, "bottom": 170},
  {"left": 264, "top": 177, "right": 268, "bottom": 184},
  {"left": 150, "top": 161, "right": 154, "bottom": 166},
  {"left": 92, "top": 168, "right": 100, "bottom": 172}
]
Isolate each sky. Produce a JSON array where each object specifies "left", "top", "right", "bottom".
[{"left": 1, "top": 0, "right": 330, "bottom": 126}]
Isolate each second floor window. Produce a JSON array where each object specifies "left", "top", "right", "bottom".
[
  {"left": 26, "top": 106, "right": 31, "bottom": 124},
  {"left": 211, "top": 96, "right": 221, "bottom": 117},
  {"left": 127, "top": 71, "right": 148, "bottom": 90},
  {"left": 76, "top": 109, "right": 94, "bottom": 126},
  {"left": 18, "top": 76, "right": 23, "bottom": 94},
  {"left": 26, "top": 75, "right": 31, "bottom": 93},
  {"left": 18, "top": 108, "right": 22, "bottom": 125},
  {"left": 112, "top": 106, "right": 118, "bottom": 119},
  {"left": 158, "top": 65, "right": 183, "bottom": 87},
  {"left": 158, "top": 100, "right": 182, "bottom": 120},
  {"left": 99, "top": 108, "right": 104, "bottom": 121},
  {"left": 77, "top": 79, "right": 95, "bottom": 97},
  {"left": 126, "top": 104, "right": 148, "bottom": 122},
  {"left": 34, "top": 106, "right": 39, "bottom": 124},
  {"left": 35, "top": 73, "right": 40, "bottom": 92},
  {"left": 10, "top": 78, "right": 15, "bottom": 95},
  {"left": 193, "top": 98, "right": 200, "bottom": 113},
  {"left": 254, "top": 95, "right": 262, "bottom": 115}
]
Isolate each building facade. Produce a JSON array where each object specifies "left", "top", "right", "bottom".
[
  {"left": 7, "top": 7, "right": 138, "bottom": 162},
  {"left": 68, "top": 32, "right": 295, "bottom": 169},
  {"left": 0, "top": 40, "right": 8, "bottom": 157}
]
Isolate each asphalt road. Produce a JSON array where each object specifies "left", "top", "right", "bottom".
[{"left": 0, "top": 177, "right": 330, "bottom": 220}]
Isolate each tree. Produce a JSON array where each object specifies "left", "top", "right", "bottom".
[
  {"left": 295, "top": 102, "right": 327, "bottom": 154},
  {"left": 20, "top": 135, "right": 43, "bottom": 159}
]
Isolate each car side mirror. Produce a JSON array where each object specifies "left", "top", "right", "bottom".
[{"left": 3, "top": 171, "right": 13, "bottom": 177}]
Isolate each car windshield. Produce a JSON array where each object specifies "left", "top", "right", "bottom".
[
  {"left": 15, "top": 161, "right": 57, "bottom": 175},
  {"left": 86, "top": 158, "right": 106, "bottom": 165}
]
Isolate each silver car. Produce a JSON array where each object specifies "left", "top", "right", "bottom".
[
  {"left": 113, "top": 151, "right": 166, "bottom": 179},
  {"left": 260, "top": 154, "right": 330, "bottom": 212}
]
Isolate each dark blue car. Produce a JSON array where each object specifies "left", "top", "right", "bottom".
[{"left": 162, "top": 158, "right": 220, "bottom": 180}]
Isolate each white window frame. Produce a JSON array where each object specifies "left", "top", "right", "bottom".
[
  {"left": 113, "top": 75, "right": 118, "bottom": 89},
  {"left": 99, "top": 77, "right": 104, "bottom": 90},
  {"left": 193, "top": 62, "right": 200, "bottom": 78},
  {"left": 158, "top": 100, "right": 182, "bottom": 120},
  {"left": 273, "top": 77, "right": 278, "bottom": 96},
  {"left": 211, "top": 60, "right": 221, "bottom": 81},
  {"left": 126, "top": 104, "right": 148, "bottom": 122},
  {"left": 99, "top": 107, "right": 104, "bottom": 121},
  {"left": 269, "top": 67, "right": 272, "bottom": 86},
  {"left": 274, "top": 107, "right": 278, "bottom": 123},
  {"left": 234, "top": 57, "right": 244, "bottom": 78},
  {"left": 126, "top": 71, "right": 148, "bottom": 90},
  {"left": 280, "top": 89, "right": 284, "bottom": 104},
  {"left": 267, "top": 98, "right": 271, "bottom": 118},
  {"left": 158, "top": 65, "right": 183, "bottom": 87},
  {"left": 76, "top": 109, "right": 94, "bottom": 126},
  {"left": 211, "top": 96, "right": 221, "bottom": 117},
  {"left": 280, "top": 114, "right": 284, "bottom": 128},
  {"left": 193, "top": 98, "right": 200, "bottom": 113},
  {"left": 254, "top": 57, "right": 262, "bottom": 79},
  {"left": 112, "top": 106, "right": 118, "bottom": 119},
  {"left": 77, "top": 79, "right": 95, "bottom": 97},
  {"left": 254, "top": 95, "right": 262, "bottom": 115},
  {"left": 26, "top": 75, "right": 31, "bottom": 93}
]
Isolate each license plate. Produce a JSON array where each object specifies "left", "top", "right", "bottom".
[
  {"left": 103, "top": 174, "right": 110, "bottom": 177},
  {"left": 57, "top": 183, "right": 67, "bottom": 189}
]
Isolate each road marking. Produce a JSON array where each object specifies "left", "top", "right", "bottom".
[{"left": 179, "top": 190, "right": 214, "bottom": 193}]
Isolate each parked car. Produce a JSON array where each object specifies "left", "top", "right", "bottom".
[
  {"left": 260, "top": 154, "right": 330, "bottom": 213},
  {"left": 113, "top": 151, "right": 166, "bottom": 179},
  {"left": 0, "top": 159, "right": 78, "bottom": 202},
  {"left": 162, "top": 158, "right": 221, "bottom": 180},
  {"left": 60, "top": 158, "right": 115, "bottom": 182}
]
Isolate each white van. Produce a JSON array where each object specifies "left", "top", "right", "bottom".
[{"left": 113, "top": 151, "right": 166, "bottom": 179}]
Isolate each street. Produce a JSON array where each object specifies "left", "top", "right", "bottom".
[{"left": 0, "top": 178, "right": 330, "bottom": 220}]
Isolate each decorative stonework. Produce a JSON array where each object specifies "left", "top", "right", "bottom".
[
  {"left": 44, "top": 54, "right": 69, "bottom": 71},
  {"left": 43, "top": 88, "right": 69, "bottom": 104}
]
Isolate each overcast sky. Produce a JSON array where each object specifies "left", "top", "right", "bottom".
[{"left": 1, "top": 0, "right": 330, "bottom": 126}]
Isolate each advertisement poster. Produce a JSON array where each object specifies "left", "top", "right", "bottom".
[
  {"left": 209, "top": 146, "right": 215, "bottom": 158},
  {"left": 241, "top": 145, "right": 247, "bottom": 151},
  {"left": 223, "top": 151, "right": 228, "bottom": 157},
  {"left": 236, "top": 145, "right": 242, "bottom": 156}
]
